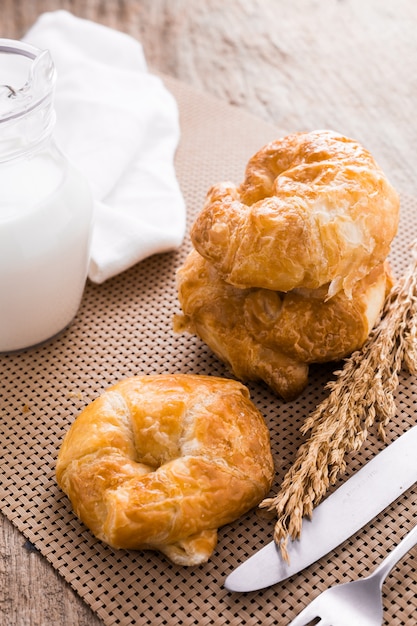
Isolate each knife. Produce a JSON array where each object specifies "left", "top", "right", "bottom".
[{"left": 224, "top": 424, "right": 417, "bottom": 592}]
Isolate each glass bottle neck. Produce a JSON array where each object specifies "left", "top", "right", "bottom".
[{"left": 0, "top": 39, "right": 56, "bottom": 163}]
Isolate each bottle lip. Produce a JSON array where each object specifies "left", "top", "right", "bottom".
[
  {"left": 0, "top": 38, "right": 56, "bottom": 123},
  {"left": 0, "top": 38, "right": 41, "bottom": 60}
]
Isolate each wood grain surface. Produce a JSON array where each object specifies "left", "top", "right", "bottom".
[{"left": 1, "top": 1, "right": 417, "bottom": 624}]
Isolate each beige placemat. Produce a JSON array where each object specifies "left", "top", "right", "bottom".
[{"left": 1, "top": 76, "right": 416, "bottom": 626}]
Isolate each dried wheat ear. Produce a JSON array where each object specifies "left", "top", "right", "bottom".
[{"left": 261, "top": 242, "right": 417, "bottom": 562}]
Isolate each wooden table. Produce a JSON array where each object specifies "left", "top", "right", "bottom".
[{"left": 2, "top": 1, "right": 417, "bottom": 624}]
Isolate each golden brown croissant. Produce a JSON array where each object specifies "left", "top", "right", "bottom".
[
  {"left": 56, "top": 374, "right": 274, "bottom": 565},
  {"left": 175, "top": 250, "right": 393, "bottom": 400},
  {"left": 191, "top": 130, "right": 399, "bottom": 298}
]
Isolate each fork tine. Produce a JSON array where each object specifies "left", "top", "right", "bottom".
[
  {"left": 286, "top": 599, "right": 320, "bottom": 625},
  {"left": 288, "top": 612, "right": 329, "bottom": 626}
]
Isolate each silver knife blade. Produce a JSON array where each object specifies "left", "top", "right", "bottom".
[{"left": 225, "top": 424, "right": 417, "bottom": 592}]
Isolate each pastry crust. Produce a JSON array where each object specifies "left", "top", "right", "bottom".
[
  {"left": 191, "top": 130, "right": 399, "bottom": 297},
  {"left": 175, "top": 250, "right": 393, "bottom": 400},
  {"left": 56, "top": 374, "right": 274, "bottom": 565}
]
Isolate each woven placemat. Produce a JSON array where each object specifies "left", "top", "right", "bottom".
[{"left": 1, "top": 75, "right": 416, "bottom": 626}]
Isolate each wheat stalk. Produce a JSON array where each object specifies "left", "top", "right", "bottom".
[{"left": 260, "top": 241, "right": 417, "bottom": 561}]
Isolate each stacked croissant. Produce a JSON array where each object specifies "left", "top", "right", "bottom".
[
  {"left": 175, "top": 130, "right": 400, "bottom": 400},
  {"left": 56, "top": 130, "right": 400, "bottom": 568}
]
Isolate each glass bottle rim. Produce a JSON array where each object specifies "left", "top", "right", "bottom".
[{"left": 0, "top": 38, "right": 56, "bottom": 123}]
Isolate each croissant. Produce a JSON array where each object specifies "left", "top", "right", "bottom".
[
  {"left": 191, "top": 130, "right": 399, "bottom": 298},
  {"left": 56, "top": 374, "right": 274, "bottom": 565},
  {"left": 175, "top": 250, "right": 393, "bottom": 400}
]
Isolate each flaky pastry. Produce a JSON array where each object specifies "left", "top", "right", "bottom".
[
  {"left": 175, "top": 250, "right": 393, "bottom": 400},
  {"left": 56, "top": 374, "right": 274, "bottom": 565},
  {"left": 191, "top": 130, "right": 399, "bottom": 298}
]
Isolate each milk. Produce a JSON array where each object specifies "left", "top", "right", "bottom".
[
  {"left": 0, "top": 146, "right": 93, "bottom": 351},
  {"left": 0, "top": 39, "right": 93, "bottom": 351}
]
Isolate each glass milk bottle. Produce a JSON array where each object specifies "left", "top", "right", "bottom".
[{"left": 0, "top": 39, "right": 93, "bottom": 352}]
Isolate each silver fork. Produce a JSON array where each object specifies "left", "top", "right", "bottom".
[{"left": 288, "top": 523, "right": 417, "bottom": 626}]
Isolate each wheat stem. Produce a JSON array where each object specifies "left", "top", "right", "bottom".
[{"left": 261, "top": 242, "right": 417, "bottom": 560}]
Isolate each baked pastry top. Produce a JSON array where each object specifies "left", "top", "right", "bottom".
[
  {"left": 191, "top": 130, "right": 399, "bottom": 298},
  {"left": 175, "top": 249, "right": 392, "bottom": 400},
  {"left": 56, "top": 374, "right": 274, "bottom": 565}
]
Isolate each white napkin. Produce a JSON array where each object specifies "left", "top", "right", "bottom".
[{"left": 24, "top": 10, "right": 186, "bottom": 284}]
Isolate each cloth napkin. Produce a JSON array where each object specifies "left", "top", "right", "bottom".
[{"left": 24, "top": 11, "right": 186, "bottom": 284}]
